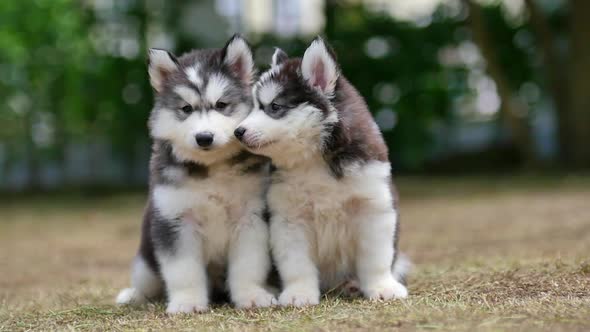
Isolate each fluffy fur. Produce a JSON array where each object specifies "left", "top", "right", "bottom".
[
  {"left": 235, "top": 37, "right": 409, "bottom": 307},
  {"left": 116, "top": 35, "right": 276, "bottom": 314}
]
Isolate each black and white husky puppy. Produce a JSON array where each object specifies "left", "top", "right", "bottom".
[
  {"left": 116, "top": 35, "right": 276, "bottom": 313},
  {"left": 234, "top": 37, "right": 409, "bottom": 307}
]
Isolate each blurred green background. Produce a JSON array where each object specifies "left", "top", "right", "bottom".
[{"left": 1, "top": 0, "right": 588, "bottom": 192}]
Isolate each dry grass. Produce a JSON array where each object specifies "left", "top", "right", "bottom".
[{"left": 1, "top": 176, "right": 589, "bottom": 331}]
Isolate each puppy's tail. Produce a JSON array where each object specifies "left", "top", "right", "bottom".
[{"left": 392, "top": 253, "right": 412, "bottom": 286}]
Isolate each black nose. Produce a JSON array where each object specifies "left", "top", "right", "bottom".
[
  {"left": 234, "top": 127, "right": 247, "bottom": 140},
  {"left": 195, "top": 132, "right": 214, "bottom": 147}
]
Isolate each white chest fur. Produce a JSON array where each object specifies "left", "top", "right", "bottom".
[
  {"left": 268, "top": 160, "right": 395, "bottom": 285},
  {"left": 152, "top": 170, "right": 265, "bottom": 263}
]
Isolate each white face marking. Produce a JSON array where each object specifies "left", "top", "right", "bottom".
[
  {"left": 257, "top": 81, "right": 282, "bottom": 105},
  {"left": 150, "top": 101, "right": 250, "bottom": 165},
  {"left": 205, "top": 74, "right": 230, "bottom": 104},
  {"left": 174, "top": 85, "right": 200, "bottom": 105},
  {"left": 237, "top": 100, "right": 333, "bottom": 168},
  {"left": 185, "top": 65, "right": 203, "bottom": 88}
]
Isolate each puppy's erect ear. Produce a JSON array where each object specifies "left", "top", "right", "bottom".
[
  {"left": 271, "top": 47, "right": 288, "bottom": 67},
  {"left": 301, "top": 37, "right": 339, "bottom": 96},
  {"left": 148, "top": 49, "right": 179, "bottom": 92},
  {"left": 222, "top": 34, "right": 255, "bottom": 84}
]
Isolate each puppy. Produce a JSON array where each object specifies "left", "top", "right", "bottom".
[
  {"left": 116, "top": 35, "right": 276, "bottom": 313},
  {"left": 234, "top": 37, "right": 409, "bottom": 306}
]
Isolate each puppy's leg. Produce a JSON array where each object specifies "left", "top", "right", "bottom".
[
  {"left": 271, "top": 216, "right": 320, "bottom": 307},
  {"left": 116, "top": 256, "right": 162, "bottom": 305},
  {"left": 156, "top": 221, "right": 209, "bottom": 314},
  {"left": 228, "top": 213, "right": 276, "bottom": 308},
  {"left": 356, "top": 211, "right": 408, "bottom": 300}
]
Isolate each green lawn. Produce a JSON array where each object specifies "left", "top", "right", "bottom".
[{"left": 1, "top": 176, "right": 589, "bottom": 331}]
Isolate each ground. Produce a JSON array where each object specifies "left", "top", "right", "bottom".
[{"left": 1, "top": 176, "right": 589, "bottom": 331}]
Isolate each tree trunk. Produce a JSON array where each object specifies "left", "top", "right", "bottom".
[
  {"left": 465, "top": 0, "right": 537, "bottom": 166},
  {"left": 53, "top": 109, "right": 67, "bottom": 185},
  {"left": 23, "top": 110, "right": 40, "bottom": 189},
  {"left": 523, "top": 0, "right": 572, "bottom": 165},
  {"left": 324, "top": 0, "right": 337, "bottom": 39},
  {"left": 568, "top": 0, "right": 590, "bottom": 168}
]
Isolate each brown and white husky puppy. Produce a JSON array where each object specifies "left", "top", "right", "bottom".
[
  {"left": 116, "top": 35, "right": 276, "bottom": 313},
  {"left": 234, "top": 37, "right": 409, "bottom": 306}
]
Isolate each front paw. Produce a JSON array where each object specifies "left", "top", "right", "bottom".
[
  {"left": 233, "top": 287, "right": 277, "bottom": 309},
  {"left": 166, "top": 295, "right": 208, "bottom": 314},
  {"left": 362, "top": 276, "right": 408, "bottom": 300},
  {"left": 278, "top": 285, "right": 320, "bottom": 307}
]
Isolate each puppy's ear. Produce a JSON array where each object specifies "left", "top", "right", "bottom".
[
  {"left": 301, "top": 37, "right": 339, "bottom": 96},
  {"left": 271, "top": 47, "right": 288, "bottom": 67},
  {"left": 148, "top": 49, "right": 179, "bottom": 93},
  {"left": 222, "top": 34, "right": 255, "bottom": 84}
]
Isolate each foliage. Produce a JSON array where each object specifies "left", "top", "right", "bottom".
[{"left": 0, "top": 0, "right": 579, "bottom": 189}]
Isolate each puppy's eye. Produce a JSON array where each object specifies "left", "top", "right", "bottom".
[
  {"left": 181, "top": 105, "right": 193, "bottom": 114},
  {"left": 270, "top": 102, "right": 282, "bottom": 112},
  {"left": 215, "top": 101, "right": 228, "bottom": 109}
]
